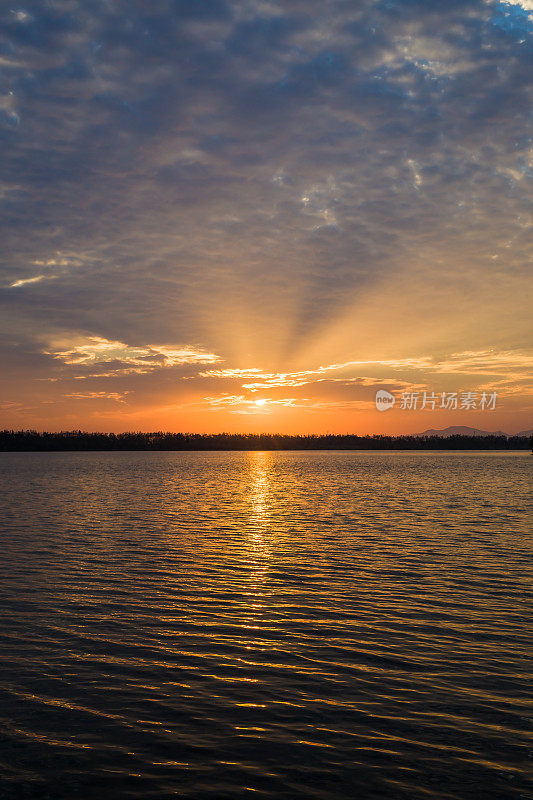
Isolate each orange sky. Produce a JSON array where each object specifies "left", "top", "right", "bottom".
[{"left": 1, "top": 0, "right": 532, "bottom": 434}]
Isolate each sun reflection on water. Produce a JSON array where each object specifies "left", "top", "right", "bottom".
[
  {"left": 1, "top": 452, "right": 531, "bottom": 799},
  {"left": 245, "top": 451, "right": 272, "bottom": 613}
]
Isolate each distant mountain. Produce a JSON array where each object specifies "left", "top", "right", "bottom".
[
  {"left": 516, "top": 429, "right": 533, "bottom": 438},
  {"left": 416, "top": 426, "right": 510, "bottom": 437}
]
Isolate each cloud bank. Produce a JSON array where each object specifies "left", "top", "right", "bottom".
[{"left": 0, "top": 0, "right": 531, "bottom": 432}]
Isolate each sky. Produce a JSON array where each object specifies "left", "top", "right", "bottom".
[{"left": 1, "top": 0, "right": 532, "bottom": 434}]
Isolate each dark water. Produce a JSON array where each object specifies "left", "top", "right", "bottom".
[{"left": 0, "top": 451, "right": 531, "bottom": 800}]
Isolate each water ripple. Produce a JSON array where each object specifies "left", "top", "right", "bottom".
[{"left": 0, "top": 451, "right": 531, "bottom": 799}]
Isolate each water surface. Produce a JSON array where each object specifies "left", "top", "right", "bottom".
[{"left": 0, "top": 451, "right": 531, "bottom": 799}]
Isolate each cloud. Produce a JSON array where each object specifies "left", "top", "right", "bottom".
[
  {"left": 66, "top": 390, "right": 129, "bottom": 402},
  {"left": 200, "top": 392, "right": 391, "bottom": 415},
  {"left": 0, "top": 0, "right": 531, "bottom": 430},
  {"left": 431, "top": 350, "right": 533, "bottom": 375},
  {"left": 9, "top": 274, "right": 49, "bottom": 288},
  {"left": 47, "top": 336, "right": 222, "bottom": 376},
  {"left": 201, "top": 394, "right": 309, "bottom": 414},
  {"left": 201, "top": 356, "right": 435, "bottom": 391},
  {"left": 492, "top": 0, "right": 533, "bottom": 18},
  {"left": 32, "top": 255, "right": 83, "bottom": 268}
]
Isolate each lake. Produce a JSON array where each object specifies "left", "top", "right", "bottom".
[{"left": 0, "top": 451, "right": 531, "bottom": 799}]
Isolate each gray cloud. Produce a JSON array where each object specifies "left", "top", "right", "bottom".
[{"left": 0, "top": 0, "right": 531, "bottom": 429}]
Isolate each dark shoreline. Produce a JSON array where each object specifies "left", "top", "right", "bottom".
[{"left": 1, "top": 430, "right": 530, "bottom": 451}]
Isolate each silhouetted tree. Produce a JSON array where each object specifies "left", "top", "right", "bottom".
[{"left": 0, "top": 430, "right": 529, "bottom": 452}]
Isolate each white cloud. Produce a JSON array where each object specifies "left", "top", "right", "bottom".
[
  {"left": 47, "top": 336, "right": 222, "bottom": 374},
  {"left": 9, "top": 275, "right": 48, "bottom": 288},
  {"left": 502, "top": 0, "right": 533, "bottom": 11},
  {"left": 200, "top": 357, "right": 434, "bottom": 391}
]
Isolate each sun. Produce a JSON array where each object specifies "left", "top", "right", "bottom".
[{"left": 254, "top": 399, "right": 267, "bottom": 406}]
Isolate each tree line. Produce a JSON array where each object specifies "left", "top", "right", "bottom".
[{"left": 0, "top": 430, "right": 530, "bottom": 451}]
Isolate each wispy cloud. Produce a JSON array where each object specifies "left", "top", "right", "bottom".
[
  {"left": 65, "top": 391, "right": 129, "bottom": 402},
  {"left": 9, "top": 275, "right": 49, "bottom": 288},
  {"left": 432, "top": 350, "right": 533, "bottom": 375},
  {"left": 201, "top": 358, "right": 434, "bottom": 391},
  {"left": 47, "top": 336, "right": 222, "bottom": 376},
  {"left": 203, "top": 394, "right": 302, "bottom": 414}
]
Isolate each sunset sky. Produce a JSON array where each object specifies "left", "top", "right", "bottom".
[{"left": 1, "top": 0, "right": 531, "bottom": 434}]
